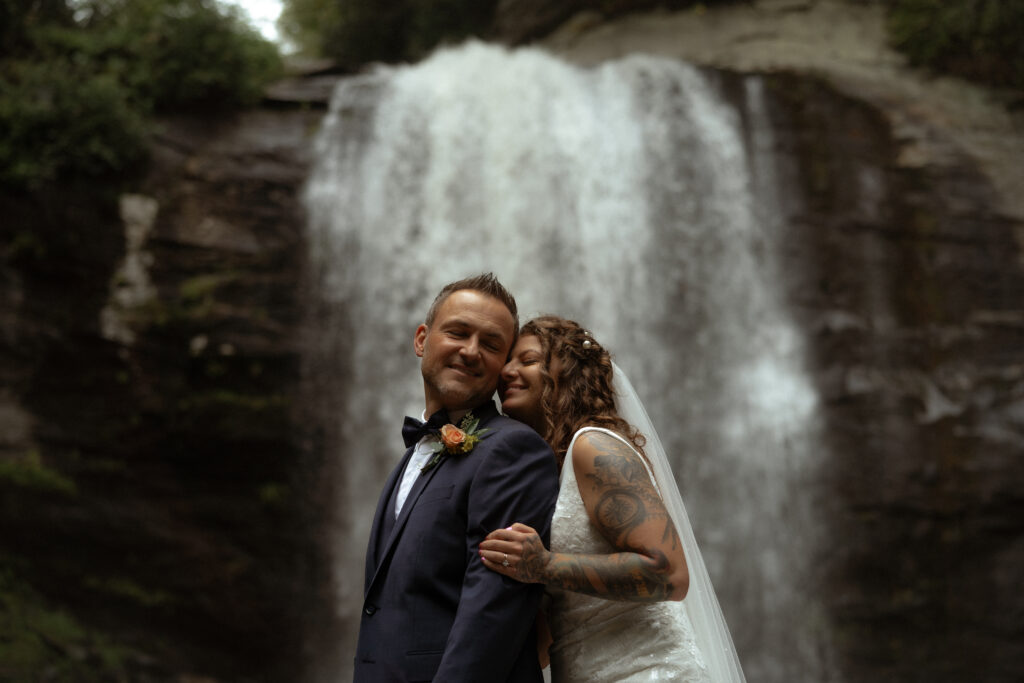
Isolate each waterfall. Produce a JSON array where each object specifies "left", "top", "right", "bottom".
[{"left": 304, "top": 41, "right": 832, "bottom": 682}]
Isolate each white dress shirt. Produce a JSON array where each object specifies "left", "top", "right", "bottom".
[
  {"left": 394, "top": 419, "right": 437, "bottom": 518},
  {"left": 394, "top": 408, "right": 469, "bottom": 518}
]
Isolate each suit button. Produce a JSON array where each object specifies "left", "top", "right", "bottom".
[{"left": 364, "top": 604, "right": 377, "bottom": 616}]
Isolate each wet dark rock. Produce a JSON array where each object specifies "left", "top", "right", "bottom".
[
  {"left": 750, "top": 74, "right": 1024, "bottom": 682},
  {"left": 0, "top": 88, "right": 333, "bottom": 678},
  {"left": 263, "top": 76, "right": 340, "bottom": 108}
]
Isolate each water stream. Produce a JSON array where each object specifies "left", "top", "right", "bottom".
[{"left": 304, "top": 41, "right": 832, "bottom": 682}]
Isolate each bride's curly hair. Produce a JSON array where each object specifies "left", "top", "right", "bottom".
[{"left": 521, "top": 315, "right": 645, "bottom": 466}]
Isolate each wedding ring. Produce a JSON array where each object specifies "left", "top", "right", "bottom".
[{"left": 502, "top": 553, "right": 510, "bottom": 568}]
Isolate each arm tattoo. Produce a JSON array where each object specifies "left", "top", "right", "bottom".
[
  {"left": 544, "top": 550, "right": 675, "bottom": 602},
  {"left": 586, "top": 438, "right": 675, "bottom": 550},
  {"left": 595, "top": 490, "right": 645, "bottom": 536},
  {"left": 532, "top": 434, "right": 682, "bottom": 602},
  {"left": 516, "top": 533, "right": 551, "bottom": 584}
]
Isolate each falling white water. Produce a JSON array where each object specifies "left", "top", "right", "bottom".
[{"left": 304, "top": 41, "right": 831, "bottom": 682}]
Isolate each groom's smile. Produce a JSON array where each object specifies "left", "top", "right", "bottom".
[{"left": 447, "top": 361, "right": 480, "bottom": 377}]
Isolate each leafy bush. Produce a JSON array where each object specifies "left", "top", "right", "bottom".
[
  {"left": 80, "top": 0, "right": 283, "bottom": 111},
  {"left": 0, "top": 0, "right": 75, "bottom": 59},
  {"left": 280, "top": 0, "right": 499, "bottom": 66},
  {"left": 0, "top": 0, "right": 282, "bottom": 190},
  {"left": 278, "top": 0, "right": 339, "bottom": 58},
  {"left": 887, "top": 0, "right": 1024, "bottom": 92},
  {"left": 0, "top": 58, "right": 148, "bottom": 188},
  {"left": 406, "top": 0, "right": 499, "bottom": 57},
  {"left": 0, "top": 561, "right": 132, "bottom": 681}
]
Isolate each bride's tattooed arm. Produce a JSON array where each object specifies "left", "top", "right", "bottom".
[{"left": 505, "top": 431, "right": 689, "bottom": 602}]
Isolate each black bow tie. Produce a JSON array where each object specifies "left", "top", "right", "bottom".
[{"left": 401, "top": 410, "right": 449, "bottom": 448}]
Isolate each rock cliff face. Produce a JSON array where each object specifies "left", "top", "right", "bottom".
[
  {"left": 1, "top": 105, "right": 326, "bottom": 678},
  {"left": 737, "top": 74, "right": 1024, "bottom": 681},
  {"left": 1, "top": 1, "right": 1022, "bottom": 681}
]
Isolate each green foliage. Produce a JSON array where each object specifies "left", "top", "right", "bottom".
[
  {"left": 0, "top": 562, "right": 132, "bottom": 680},
  {"left": 887, "top": 0, "right": 1024, "bottom": 91},
  {"left": 0, "top": 57, "right": 148, "bottom": 188},
  {"left": 257, "top": 482, "right": 290, "bottom": 507},
  {"left": 179, "top": 271, "right": 243, "bottom": 303},
  {"left": 278, "top": 0, "right": 342, "bottom": 57},
  {"left": 0, "top": 0, "right": 74, "bottom": 58},
  {"left": 80, "top": 0, "right": 283, "bottom": 111},
  {"left": 406, "top": 0, "right": 498, "bottom": 57},
  {"left": 83, "top": 576, "right": 173, "bottom": 608},
  {"left": 280, "top": 0, "right": 499, "bottom": 66},
  {"left": 0, "top": 0, "right": 283, "bottom": 190},
  {"left": 0, "top": 450, "right": 77, "bottom": 495},
  {"left": 326, "top": 0, "right": 410, "bottom": 66}
]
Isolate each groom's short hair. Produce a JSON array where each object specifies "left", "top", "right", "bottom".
[{"left": 425, "top": 273, "right": 519, "bottom": 337}]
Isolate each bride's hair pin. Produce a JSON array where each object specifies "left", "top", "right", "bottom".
[{"left": 581, "top": 330, "right": 596, "bottom": 351}]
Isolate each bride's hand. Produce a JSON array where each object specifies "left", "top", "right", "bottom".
[{"left": 478, "top": 522, "right": 550, "bottom": 583}]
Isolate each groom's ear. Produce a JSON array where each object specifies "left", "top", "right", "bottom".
[{"left": 413, "top": 324, "right": 428, "bottom": 357}]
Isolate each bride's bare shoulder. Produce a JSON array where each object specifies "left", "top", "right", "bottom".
[{"left": 571, "top": 428, "right": 640, "bottom": 473}]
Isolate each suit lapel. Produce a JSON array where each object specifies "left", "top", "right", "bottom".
[
  {"left": 368, "top": 446, "right": 414, "bottom": 572},
  {"left": 368, "top": 457, "right": 446, "bottom": 591},
  {"left": 365, "top": 401, "right": 502, "bottom": 594}
]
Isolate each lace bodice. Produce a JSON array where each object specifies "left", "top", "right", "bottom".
[{"left": 546, "top": 427, "right": 711, "bottom": 683}]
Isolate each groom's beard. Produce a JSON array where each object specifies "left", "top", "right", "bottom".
[{"left": 423, "top": 366, "right": 496, "bottom": 413}]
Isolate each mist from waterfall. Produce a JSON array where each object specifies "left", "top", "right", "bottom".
[{"left": 304, "top": 41, "right": 831, "bottom": 682}]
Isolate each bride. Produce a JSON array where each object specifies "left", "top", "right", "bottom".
[{"left": 478, "top": 316, "right": 746, "bottom": 683}]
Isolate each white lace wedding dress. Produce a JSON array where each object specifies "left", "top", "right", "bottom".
[{"left": 546, "top": 427, "right": 713, "bottom": 683}]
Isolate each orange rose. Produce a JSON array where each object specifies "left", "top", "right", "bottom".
[
  {"left": 421, "top": 413, "right": 490, "bottom": 473},
  {"left": 440, "top": 424, "right": 467, "bottom": 450}
]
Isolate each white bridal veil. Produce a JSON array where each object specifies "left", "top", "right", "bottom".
[{"left": 613, "top": 362, "right": 747, "bottom": 683}]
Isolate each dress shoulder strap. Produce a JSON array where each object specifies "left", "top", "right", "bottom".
[{"left": 566, "top": 426, "right": 661, "bottom": 496}]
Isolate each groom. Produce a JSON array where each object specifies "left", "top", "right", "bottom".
[{"left": 355, "top": 273, "right": 560, "bottom": 682}]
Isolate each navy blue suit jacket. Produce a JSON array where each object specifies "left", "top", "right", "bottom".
[{"left": 354, "top": 400, "right": 559, "bottom": 682}]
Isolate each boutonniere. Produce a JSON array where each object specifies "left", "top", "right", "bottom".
[{"left": 421, "top": 412, "right": 490, "bottom": 473}]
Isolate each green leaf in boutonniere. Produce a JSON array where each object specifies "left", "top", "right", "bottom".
[{"left": 420, "top": 411, "right": 491, "bottom": 473}]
